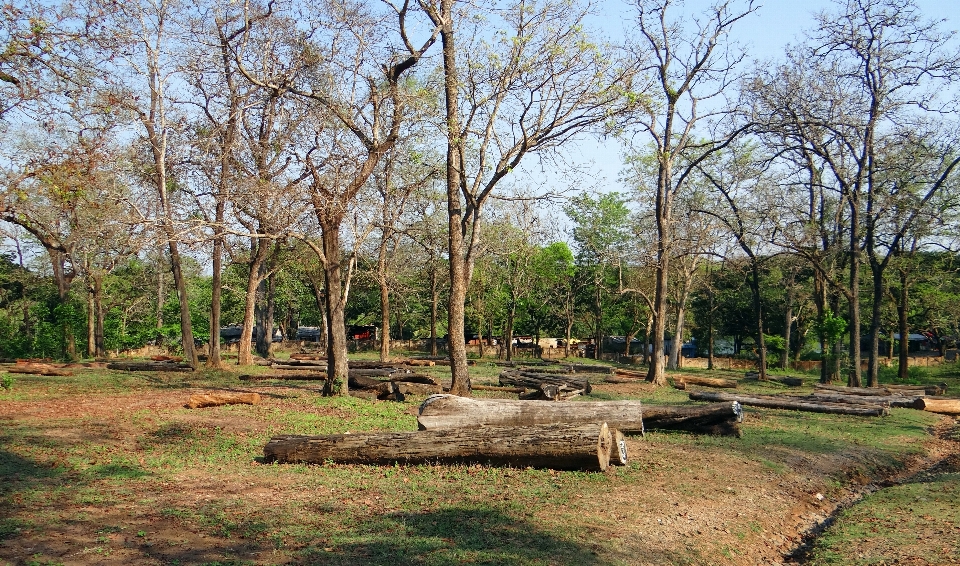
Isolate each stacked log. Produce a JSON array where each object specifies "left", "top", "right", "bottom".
[
  {"left": 263, "top": 422, "right": 616, "bottom": 471},
  {"left": 885, "top": 383, "right": 948, "bottom": 396},
  {"left": 499, "top": 370, "right": 592, "bottom": 396},
  {"left": 187, "top": 392, "right": 261, "bottom": 408},
  {"left": 8, "top": 362, "right": 73, "bottom": 377},
  {"left": 688, "top": 390, "right": 889, "bottom": 416},
  {"left": 744, "top": 372, "right": 803, "bottom": 386}
]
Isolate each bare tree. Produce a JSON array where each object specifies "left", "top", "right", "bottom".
[
  {"left": 421, "top": 0, "right": 636, "bottom": 394},
  {"left": 624, "top": 0, "right": 757, "bottom": 385}
]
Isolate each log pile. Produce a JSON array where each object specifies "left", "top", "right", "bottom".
[
  {"left": 499, "top": 370, "right": 591, "bottom": 400},
  {"left": 688, "top": 390, "right": 890, "bottom": 416},
  {"left": 264, "top": 422, "right": 617, "bottom": 471}
]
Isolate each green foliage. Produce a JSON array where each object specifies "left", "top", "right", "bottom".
[
  {"left": 814, "top": 309, "right": 847, "bottom": 344},
  {"left": 0, "top": 374, "right": 13, "bottom": 391}
]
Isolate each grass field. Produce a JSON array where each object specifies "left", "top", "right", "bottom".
[{"left": 1, "top": 355, "right": 958, "bottom": 565}]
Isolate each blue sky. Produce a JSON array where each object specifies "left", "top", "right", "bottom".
[{"left": 538, "top": 0, "right": 960, "bottom": 207}]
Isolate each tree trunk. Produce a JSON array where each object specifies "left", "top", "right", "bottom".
[
  {"left": 378, "top": 239, "right": 391, "bottom": 362},
  {"left": 321, "top": 221, "right": 350, "bottom": 396},
  {"left": 51, "top": 251, "right": 77, "bottom": 360},
  {"left": 168, "top": 239, "right": 198, "bottom": 368},
  {"left": 86, "top": 288, "right": 96, "bottom": 358},
  {"left": 207, "top": 225, "right": 224, "bottom": 368},
  {"left": 93, "top": 278, "right": 105, "bottom": 357},
  {"left": 264, "top": 422, "right": 614, "bottom": 471},
  {"left": 430, "top": 268, "right": 438, "bottom": 356},
  {"left": 781, "top": 271, "right": 794, "bottom": 371},
  {"left": 505, "top": 300, "right": 516, "bottom": 361},
  {"left": 238, "top": 241, "right": 267, "bottom": 366},
  {"left": 748, "top": 263, "right": 768, "bottom": 380},
  {"left": 667, "top": 303, "right": 686, "bottom": 370},
  {"left": 848, "top": 198, "right": 862, "bottom": 387},
  {"left": 898, "top": 270, "right": 909, "bottom": 380}
]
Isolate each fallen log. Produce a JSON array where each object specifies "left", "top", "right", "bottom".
[
  {"left": 405, "top": 359, "right": 436, "bottom": 367},
  {"left": 613, "top": 368, "right": 647, "bottom": 379},
  {"left": 290, "top": 353, "right": 325, "bottom": 361},
  {"left": 417, "top": 394, "right": 642, "bottom": 432},
  {"left": 263, "top": 422, "right": 615, "bottom": 471},
  {"left": 8, "top": 364, "right": 73, "bottom": 377},
  {"left": 641, "top": 402, "right": 744, "bottom": 437},
  {"left": 675, "top": 375, "right": 738, "bottom": 389},
  {"left": 471, "top": 384, "right": 527, "bottom": 393},
  {"left": 393, "top": 382, "right": 442, "bottom": 396},
  {"left": 107, "top": 361, "right": 193, "bottom": 372},
  {"left": 814, "top": 384, "right": 910, "bottom": 396},
  {"left": 499, "top": 371, "right": 592, "bottom": 395},
  {"left": 565, "top": 364, "right": 614, "bottom": 375},
  {"left": 240, "top": 373, "right": 327, "bottom": 381},
  {"left": 187, "top": 392, "right": 261, "bottom": 409},
  {"left": 688, "top": 391, "right": 889, "bottom": 416},
  {"left": 809, "top": 391, "right": 924, "bottom": 409},
  {"left": 271, "top": 358, "right": 326, "bottom": 367},
  {"left": 883, "top": 383, "right": 948, "bottom": 396},
  {"left": 389, "top": 374, "right": 439, "bottom": 386},
  {"left": 349, "top": 374, "right": 384, "bottom": 390},
  {"left": 916, "top": 398, "right": 960, "bottom": 415}
]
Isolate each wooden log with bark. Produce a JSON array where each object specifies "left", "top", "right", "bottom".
[
  {"left": 613, "top": 368, "right": 648, "bottom": 379},
  {"left": 107, "top": 361, "right": 194, "bottom": 372},
  {"left": 916, "top": 398, "right": 960, "bottom": 415},
  {"left": 416, "top": 394, "right": 741, "bottom": 437},
  {"left": 389, "top": 374, "right": 439, "bottom": 385},
  {"left": 883, "top": 383, "right": 948, "bottom": 396},
  {"left": 673, "top": 375, "right": 738, "bottom": 389},
  {"left": 263, "top": 422, "right": 615, "bottom": 471},
  {"left": 393, "top": 382, "right": 442, "bottom": 396},
  {"left": 405, "top": 359, "right": 436, "bottom": 367},
  {"left": 8, "top": 363, "right": 73, "bottom": 377},
  {"left": 641, "top": 402, "right": 744, "bottom": 437},
  {"left": 417, "top": 394, "right": 641, "bottom": 432},
  {"left": 472, "top": 384, "right": 527, "bottom": 393},
  {"left": 688, "top": 390, "right": 889, "bottom": 416},
  {"left": 239, "top": 373, "right": 326, "bottom": 381},
  {"left": 813, "top": 383, "right": 931, "bottom": 396},
  {"left": 808, "top": 391, "right": 924, "bottom": 409},
  {"left": 187, "top": 392, "right": 261, "bottom": 408},
  {"left": 290, "top": 353, "right": 326, "bottom": 361},
  {"left": 744, "top": 372, "right": 803, "bottom": 386},
  {"left": 499, "top": 370, "right": 592, "bottom": 395}
]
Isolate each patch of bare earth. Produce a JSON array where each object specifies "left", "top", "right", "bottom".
[{"left": 1, "top": 384, "right": 958, "bottom": 565}]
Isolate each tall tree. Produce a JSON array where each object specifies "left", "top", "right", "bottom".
[{"left": 624, "top": 0, "right": 757, "bottom": 385}]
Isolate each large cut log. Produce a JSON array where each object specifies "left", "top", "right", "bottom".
[
  {"left": 263, "top": 422, "right": 615, "bottom": 471},
  {"left": 270, "top": 358, "right": 326, "bottom": 367},
  {"left": 688, "top": 390, "right": 889, "bottom": 416},
  {"left": 641, "top": 402, "right": 744, "bottom": 437},
  {"left": 405, "top": 359, "right": 436, "bottom": 367},
  {"left": 290, "top": 353, "right": 325, "bottom": 361},
  {"left": 916, "top": 398, "right": 960, "bottom": 415},
  {"left": 349, "top": 374, "right": 384, "bottom": 390},
  {"left": 674, "top": 375, "right": 738, "bottom": 389},
  {"left": 389, "top": 374, "right": 439, "bottom": 386},
  {"left": 613, "top": 368, "right": 647, "bottom": 379},
  {"left": 472, "top": 384, "right": 527, "bottom": 393},
  {"left": 809, "top": 391, "right": 924, "bottom": 409},
  {"left": 499, "top": 371, "right": 592, "bottom": 395},
  {"left": 187, "top": 392, "right": 261, "bottom": 408},
  {"left": 564, "top": 364, "right": 614, "bottom": 375},
  {"left": 813, "top": 384, "right": 921, "bottom": 396},
  {"left": 417, "top": 394, "right": 641, "bottom": 431}
]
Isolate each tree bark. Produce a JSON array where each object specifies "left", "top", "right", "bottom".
[
  {"left": 264, "top": 422, "right": 614, "bottom": 471},
  {"left": 321, "top": 220, "right": 350, "bottom": 396}
]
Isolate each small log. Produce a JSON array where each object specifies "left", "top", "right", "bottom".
[
  {"left": 743, "top": 373, "right": 804, "bottom": 387},
  {"left": 349, "top": 368, "right": 399, "bottom": 378},
  {"left": 417, "top": 394, "right": 644, "bottom": 434},
  {"left": 565, "top": 364, "right": 614, "bottom": 375},
  {"left": 815, "top": 384, "right": 905, "bottom": 396},
  {"left": 349, "top": 374, "right": 384, "bottom": 390},
  {"left": 688, "top": 390, "right": 889, "bottom": 416},
  {"left": 610, "top": 430, "right": 628, "bottom": 466},
  {"left": 809, "top": 391, "right": 924, "bottom": 409},
  {"left": 472, "top": 384, "right": 527, "bottom": 393},
  {"left": 187, "top": 392, "right": 261, "bottom": 409},
  {"left": 675, "top": 375, "right": 738, "bottom": 389},
  {"left": 9, "top": 363, "right": 73, "bottom": 377},
  {"left": 916, "top": 398, "right": 960, "bottom": 415},
  {"left": 376, "top": 382, "right": 406, "bottom": 402},
  {"left": 271, "top": 358, "right": 326, "bottom": 367},
  {"left": 263, "top": 422, "right": 615, "bottom": 471},
  {"left": 291, "top": 353, "right": 326, "bottom": 361},
  {"left": 613, "top": 368, "right": 647, "bottom": 379},
  {"left": 406, "top": 359, "right": 436, "bottom": 367},
  {"left": 639, "top": 402, "right": 743, "bottom": 437},
  {"left": 240, "top": 373, "right": 327, "bottom": 381}
]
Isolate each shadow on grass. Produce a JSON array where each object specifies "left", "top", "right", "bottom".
[{"left": 297, "top": 506, "right": 615, "bottom": 566}]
